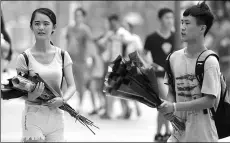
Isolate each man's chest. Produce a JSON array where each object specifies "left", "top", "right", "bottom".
[
  {"left": 172, "top": 57, "right": 201, "bottom": 100},
  {"left": 150, "top": 38, "right": 173, "bottom": 55}
]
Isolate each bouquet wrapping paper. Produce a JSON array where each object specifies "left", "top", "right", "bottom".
[{"left": 104, "top": 51, "right": 185, "bottom": 133}]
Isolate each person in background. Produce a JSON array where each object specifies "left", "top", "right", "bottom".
[
  {"left": 217, "top": 20, "right": 230, "bottom": 88},
  {"left": 87, "top": 35, "right": 105, "bottom": 116},
  {"left": 93, "top": 18, "right": 113, "bottom": 118},
  {"left": 1, "top": 8, "right": 12, "bottom": 77},
  {"left": 65, "top": 7, "right": 94, "bottom": 112},
  {"left": 122, "top": 20, "right": 143, "bottom": 118},
  {"left": 97, "top": 14, "right": 134, "bottom": 119},
  {"left": 144, "top": 8, "right": 175, "bottom": 142}
]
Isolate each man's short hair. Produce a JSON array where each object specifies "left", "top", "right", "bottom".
[
  {"left": 75, "top": 7, "right": 87, "bottom": 17},
  {"left": 158, "top": 8, "right": 173, "bottom": 19},
  {"left": 108, "top": 14, "right": 120, "bottom": 22},
  {"left": 183, "top": 1, "right": 214, "bottom": 36}
]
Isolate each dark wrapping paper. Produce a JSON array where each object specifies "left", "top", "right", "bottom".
[{"left": 104, "top": 51, "right": 185, "bottom": 133}]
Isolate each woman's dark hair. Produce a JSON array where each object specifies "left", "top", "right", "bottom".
[
  {"left": 30, "top": 8, "right": 56, "bottom": 45},
  {"left": 183, "top": 1, "right": 214, "bottom": 36},
  {"left": 158, "top": 8, "right": 173, "bottom": 19}
]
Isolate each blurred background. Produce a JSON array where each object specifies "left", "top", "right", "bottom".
[{"left": 1, "top": 1, "right": 230, "bottom": 142}]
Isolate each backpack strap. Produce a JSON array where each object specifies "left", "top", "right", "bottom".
[
  {"left": 60, "top": 50, "right": 65, "bottom": 88},
  {"left": 22, "top": 52, "right": 29, "bottom": 67},
  {"left": 165, "top": 52, "right": 176, "bottom": 98},
  {"left": 195, "top": 49, "right": 219, "bottom": 114},
  {"left": 195, "top": 50, "right": 219, "bottom": 87}
]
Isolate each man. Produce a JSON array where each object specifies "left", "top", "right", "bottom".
[
  {"left": 66, "top": 7, "right": 94, "bottom": 112},
  {"left": 144, "top": 8, "right": 175, "bottom": 141},
  {"left": 97, "top": 14, "right": 134, "bottom": 119},
  {"left": 158, "top": 2, "right": 220, "bottom": 142}
]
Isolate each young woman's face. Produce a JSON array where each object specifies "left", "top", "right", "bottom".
[
  {"left": 181, "top": 15, "right": 203, "bottom": 42},
  {"left": 31, "top": 12, "right": 55, "bottom": 40}
]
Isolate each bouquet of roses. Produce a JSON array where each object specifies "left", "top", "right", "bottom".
[
  {"left": 104, "top": 51, "right": 185, "bottom": 133},
  {"left": 1, "top": 70, "right": 99, "bottom": 135}
]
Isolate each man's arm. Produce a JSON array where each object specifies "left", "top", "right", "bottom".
[
  {"left": 97, "top": 31, "right": 113, "bottom": 47},
  {"left": 159, "top": 92, "right": 216, "bottom": 114},
  {"left": 142, "top": 36, "right": 154, "bottom": 64},
  {"left": 176, "top": 95, "right": 215, "bottom": 111}
]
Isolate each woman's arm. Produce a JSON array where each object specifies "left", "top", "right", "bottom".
[{"left": 62, "top": 64, "right": 76, "bottom": 102}]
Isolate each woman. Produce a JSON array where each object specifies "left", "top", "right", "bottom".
[{"left": 16, "top": 8, "right": 76, "bottom": 142}]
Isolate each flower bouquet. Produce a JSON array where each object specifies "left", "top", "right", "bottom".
[
  {"left": 104, "top": 51, "right": 185, "bottom": 133},
  {"left": 1, "top": 70, "right": 99, "bottom": 135}
]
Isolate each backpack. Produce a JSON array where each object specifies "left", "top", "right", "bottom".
[
  {"left": 165, "top": 49, "right": 230, "bottom": 139},
  {"left": 21, "top": 50, "right": 65, "bottom": 88}
]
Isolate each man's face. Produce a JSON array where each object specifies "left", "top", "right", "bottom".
[
  {"left": 74, "top": 10, "right": 84, "bottom": 24},
  {"left": 181, "top": 15, "right": 203, "bottom": 42},
  {"left": 160, "top": 12, "right": 174, "bottom": 30}
]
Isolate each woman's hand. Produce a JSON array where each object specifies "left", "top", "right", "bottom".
[
  {"left": 47, "top": 97, "right": 64, "bottom": 108},
  {"left": 27, "top": 82, "right": 44, "bottom": 101}
]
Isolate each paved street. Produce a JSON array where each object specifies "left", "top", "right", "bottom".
[{"left": 1, "top": 69, "right": 230, "bottom": 142}]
